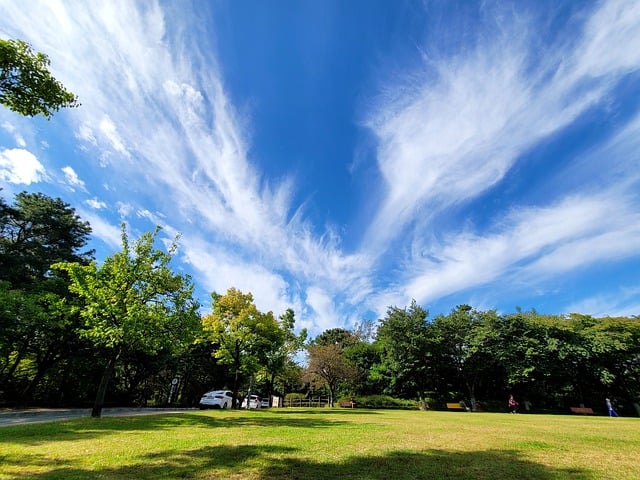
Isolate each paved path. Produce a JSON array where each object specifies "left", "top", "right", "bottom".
[{"left": 0, "top": 407, "right": 196, "bottom": 427}]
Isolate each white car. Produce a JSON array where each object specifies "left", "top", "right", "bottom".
[
  {"left": 199, "top": 390, "right": 233, "bottom": 409},
  {"left": 241, "top": 395, "right": 261, "bottom": 409}
]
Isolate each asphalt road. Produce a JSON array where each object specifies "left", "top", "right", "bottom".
[{"left": 0, "top": 407, "right": 196, "bottom": 427}]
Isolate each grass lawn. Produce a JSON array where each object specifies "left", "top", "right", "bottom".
[{"left": 0, "top": 408, "right": 638, "bottom": 479}]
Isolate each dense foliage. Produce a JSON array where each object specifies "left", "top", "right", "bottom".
[
  {"left": 0, "top": 39, "right": 78, "bottom": 118},
  {"left": 201, "top": 288, "right": 291, "bottom": 407},
  {"left": 0, "top": 192, "right": 93, "bottom": 404},
  {"left": 53, "top": 225, "right": 200, "bottom": 416},
  {"left": 1, "top": 190, "right": 638, "bottom": 416},
  {"left": 370, "top": 306, "right": 640, "bottom": 415}
]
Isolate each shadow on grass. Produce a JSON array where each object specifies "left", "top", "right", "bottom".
[
  {"left": 259, "top": 449, "right": 591, "bottom": 480},
  {"left": 1, "top": 444, "right": 293, "bottom": 479},
  {"left": 3, "top": 445, "right": 590, "bottom": 480},
  {"left": 0, "top": 410, "right": 359, "bottom": 445}
]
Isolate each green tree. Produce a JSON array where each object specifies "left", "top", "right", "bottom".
[
  {"left": 431, "top": 306, "right": 501, "bottom": 410},
  {"left": 0, "top": 39, "right": 78, "bottom": 118},
  {"left": 376, "top": 300, "right": 433, "bottom": 409},
  {"left": 0, "top": 191, "right": 92, "bottom": 289},
  {"left": 0, "top": 192, "right": 92, "bottom": 403},
  {"left": 0, "top": 282, "right": 45, "bottom": 389},
  {"left": 53, "top": 225, "right": 200, "bottom": 417},
  {"left": 342, "top": 339, "right": 383, "bottom": 396},
  {"left": 259, "top": 308, "right": 307, "bottom": 405},
  {"left": 587, "top": 316, "right": 640, "bottom": 415},
  {"left": 311, "top": 328, "right": 358, "bottom": 348},
  {"left": 279, "top": 361, "right": 305, "bottom": 399},
  {"left": 556, "top": 314, "right": 640, "bottom": 413},
  {"left": 487, "top": 311, "right": 561, "bottom": 407},
  {"left": 201, "top": 288, "right": 281, "bottom": 408}
]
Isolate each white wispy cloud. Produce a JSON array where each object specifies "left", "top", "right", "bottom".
[
  {"left": 570, "top": 0, "right": 640, "bottom": 79},
  {"left": 76, "top": 209, "right": 121, "bottom": 250},
  {"left": 2, "top": 2, "right": 358, "bottom": 328},
  {"left": 136, "top": 208, "right": 164, "bottom": 225},
  {"left": 98, "top": 115, "right": 130, "bottom": 158},
  {"left": 565, "top": 285, "right": 640, "bottom": 318},
  {"left": 399, "top": 190, "right": 640, "bottom": 303},
  {"left": 85, "top": 197, "right": 107, "bottom": 209},
  {"left": 365, "top": 2, "right": 640, "bottom": 251},
  {"left": 361, "top": 0, "right": 640, "bottom": 310},
  {"left": 76, "top": 123, "right": 97, "bottom": 146},
  {"left": 1, "top": 0, "right": 639, "bottom": 331},
  {"left": 1, "top": 0, "right": 371, "bottom": 330},
  {"left": 1, "top": 122, "right": 26, "bottom": 147},
  {"left": 61, "top": 166, "right": 86, "bottom": 191},
  {"left": 180, "top": 238, "right": 290, "bottom": 314},
  {"left": 304, "top": 285, "right": 346, "bottom": 332}
]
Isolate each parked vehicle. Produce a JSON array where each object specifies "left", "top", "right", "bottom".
[
  {"left": 199, "top": 390, "right": 233, "bottom": 409},
  {"left": 241, "top": 395, "right": 261, "bottom": 409},
  {"left": 260, "top": 399, "right": 270, "bottom": 408}
]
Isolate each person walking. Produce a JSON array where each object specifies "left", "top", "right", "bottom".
[
  {"left": 508, "top": 394, "right": 518, "bottom": 413},
  {"left": 606, "top": 398, "right": 618, "bottom": 417}
]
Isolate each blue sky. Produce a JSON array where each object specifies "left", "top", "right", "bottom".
[{"left": 1, "top": 0, "right": 639, "bottom": 335}]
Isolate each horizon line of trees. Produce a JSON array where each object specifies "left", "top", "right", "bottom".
[
  {"left": 310, "top": 304, "right": 640, "bottom": 415},
  {"left": 1, "top": 191, "right": 639, "bottom": 416}
]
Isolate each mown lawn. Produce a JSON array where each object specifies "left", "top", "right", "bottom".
[{"left": 0, "top": 408, "right": 638, "bottom": 479}]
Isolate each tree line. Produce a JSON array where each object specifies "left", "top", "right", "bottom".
[
  {"left": 312, "top": 302, "right": 640, "bottom": 415},
  {"left": 1, "top": 191, "right": 639, "bottom": 416},
  {"left": 0, "top": 191, "right": 307, "bottom": 416}
]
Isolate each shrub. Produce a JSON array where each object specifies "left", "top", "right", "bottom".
[{"left": 344, "top": 395, "right": 419, "bottom": 409}]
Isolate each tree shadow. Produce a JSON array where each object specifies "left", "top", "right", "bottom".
[
  {"left": 3, "top": 444, "right": 294, "bottom": 479},
  {"left": 4, "top": 445, "right": 590, "bottom": 480},
  {"left": 0, "top": 411, "right": 358, "bottom": 445},
  {"left": 259, "top": 448, "right": 590, "bottom": 480},
  {"left": 0, "top": 411, "right": 595, "bottom": 479}
]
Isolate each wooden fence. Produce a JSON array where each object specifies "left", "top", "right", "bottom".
[{"left": 282, "top": 397, "right": 329, "bottom": 408}]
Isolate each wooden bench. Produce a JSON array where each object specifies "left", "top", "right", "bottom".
[
  {"left": 339, "top": 401, "right": 357, "bottom": 408},
  {"left": 570, "top": 407, "right": 594, "bottom": 415},
  {"left": 446, "top": 402, "right": 467, "bottom": 411}
]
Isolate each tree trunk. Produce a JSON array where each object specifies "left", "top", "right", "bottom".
[
  {"left": 92, "top": 348, "right": 120, "bottom": 418},
  {"left": 267, "top": 372, "right": 276, "bottom": 407},
  {"left": 231, "top": 341, "right": 241, "bottom": 409},
  {"left": 467, "top": 382, "right": 477, "bottom": 411}
]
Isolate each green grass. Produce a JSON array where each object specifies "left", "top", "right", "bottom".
[{"left": 0, "top": 409, "right": 638, "bottom": 479}]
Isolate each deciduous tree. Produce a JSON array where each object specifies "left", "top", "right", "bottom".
[
  {"left": 431, "top": 305, "right": 501, "bottom": 410},
  {"left": 53, "top": 225, "right": 200, "bottom": 417},
  {"left": 201, "top": 288, "right": 281, "bottom": 407},
  {"left": 259, "top": 308, "right": 307, "bottom": 405},
  {"left": 0, "top": 39, "right": 78, "bottom": 118},
  {"left": 376, "top": 300, "right": 433, "bottom": 409},
  {"left": 304, "top": 343, "right": 357, "bottom": 407}
]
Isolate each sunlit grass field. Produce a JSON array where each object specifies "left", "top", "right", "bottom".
[{"left": 0, "top": 408, "right": 638, "bottom": 479}]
